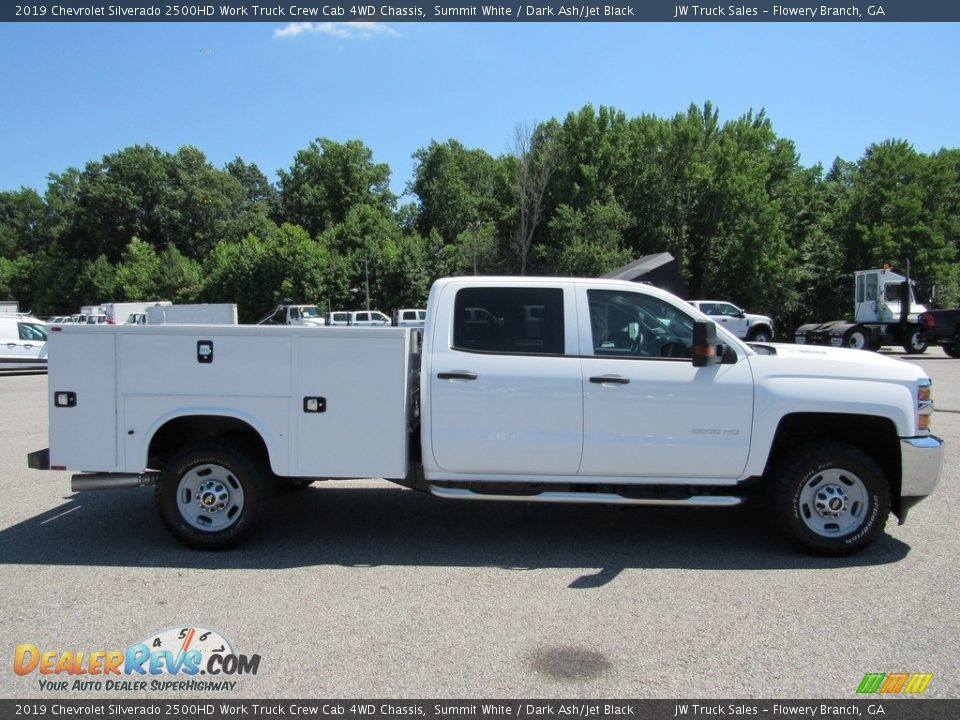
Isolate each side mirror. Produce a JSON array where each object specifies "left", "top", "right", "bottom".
[{"left": 692, "top": 320, "right": 721, "bottom": 367}]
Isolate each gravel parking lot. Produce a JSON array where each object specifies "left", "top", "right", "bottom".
[{"left": 1, "top": 349, "right": 957, "bottom": 699}]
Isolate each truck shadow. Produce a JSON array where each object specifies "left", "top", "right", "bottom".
[{"left": 0, "top": 482, "right": 910, "bottom": 581}]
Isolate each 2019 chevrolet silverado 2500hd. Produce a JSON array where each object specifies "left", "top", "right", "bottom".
[{"left": 28, "top": 277, "right": 944, "bottom": 555}]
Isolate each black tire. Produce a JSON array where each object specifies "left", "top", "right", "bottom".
[
  {"left": 902, "top": 330, "right": 928, "bottom": 355},
  {"left": 772, "top": 442, "right": 889, "bottom": 556},
  {"left": 943, "top": 335, "right": 960, "bottom": 358},
  {"left": 844, "top": 328, "right": 869, "bottom": 350},
  {"left": 748, "top": 327, "right": 772, "bottom": 343},
  {"left": 156, "top": 442, "right": 267, "bottom": 550}
]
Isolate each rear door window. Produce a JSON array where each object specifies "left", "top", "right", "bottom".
[{"left": 453, "top": 287, "right": 564, "bottom": 355}]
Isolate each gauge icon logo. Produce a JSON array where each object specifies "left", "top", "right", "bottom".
[{"left": 140, "top": 626, "right": 233, "bottom": 658}]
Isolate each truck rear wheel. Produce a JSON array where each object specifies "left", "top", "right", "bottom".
[
  {"left": 772, "top": 442, "right": 889, "bottom": 556},
  {"left": 903, "top": 330, "right": 928, "bottom": 355},
  {"left": 843, "top": 328, "right": 869, "bottom": 350},
  {"left": 943, "top": 335, "right": 960, "bottom": 358},
  {"left": 156, "top": 442, "right": 266, "bottom": 549}
]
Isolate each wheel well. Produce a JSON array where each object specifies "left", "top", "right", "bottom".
[
  {"left": 147, "top": 415, "right": 271, "bottom": 471},
  {"left": 767, "top": 413, "right": 902, "bottom": 508}
]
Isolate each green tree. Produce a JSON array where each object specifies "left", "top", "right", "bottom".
[
  {"left": 0, "top": 188, "right": 48, "bottom": 258},
  {"left": 62, "top": 145, "right": 253, "bottom": 263},
  {"left": 278, "top": 138, "right": 394, "bottom": 237},
  {"left": 546, "top": 104, "right": 631, "bottom": 212},
  {"left": 114, "top": 237, "right": 162, "bottom": 300},
  {"left": 156, "top": 243, "right": 203, "bottom": 303},
  {"left": 410, "top": 139, "right": 509, "bottom": 245},
  {"left": 72, "top": 255, "right": 118, "bottom": 308},
  {"left": 203, "top": 224, "right": 344, "bottom": 322},
  {"left": 540, "top": 200, "right": 632, "bottom": 277}
]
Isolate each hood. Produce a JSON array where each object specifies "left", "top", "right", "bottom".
[{"left": 749, "top": 343, "right": 928, "bottom": 383}]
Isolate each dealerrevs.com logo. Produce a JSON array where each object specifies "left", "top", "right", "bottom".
[{"left": 14, "top": 626, "right": 260, "bottom": 693}]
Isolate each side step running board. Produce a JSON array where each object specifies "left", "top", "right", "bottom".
[{"left": 428, "top": 485, "right": 742, "bottom": 507}]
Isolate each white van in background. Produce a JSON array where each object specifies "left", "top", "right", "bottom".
[{"left": 0, "top": 316, "right": 48, "bottom": 370}]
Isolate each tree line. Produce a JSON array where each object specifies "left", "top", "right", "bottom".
[{"left": 2, "top": 101, "right": 958, "bottom": 331}]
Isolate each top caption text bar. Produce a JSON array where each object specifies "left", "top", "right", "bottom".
[{"left": 4, "top": 0, "right": 960, "bottom": 23}]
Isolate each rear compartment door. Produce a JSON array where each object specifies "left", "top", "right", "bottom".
[
  {"left": 48, "top": 330, "right": 118, "bottom": 471},
  {"left": 293, "top": 330, "right": 411, "bottom": 479}
]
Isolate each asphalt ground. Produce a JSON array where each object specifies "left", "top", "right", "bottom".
[{"left": 0, "top": 349, "right": 957, "bottom": 700}]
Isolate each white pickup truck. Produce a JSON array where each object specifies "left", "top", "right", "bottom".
[
  {"left": 688, "top": 300, "right": 774, "bottom": 342},
  {"left": 28, "top": 277, "right": 944, "bottom": 555}
]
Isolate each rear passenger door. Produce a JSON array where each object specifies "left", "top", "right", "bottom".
[{"left": 428, "top": 283, "right": 583, "bottom": 475}]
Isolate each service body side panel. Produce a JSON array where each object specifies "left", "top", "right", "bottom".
[
  {"left": 117, "top": 330, "right": 292, "bottom": 474},
  {"left": 48, "top": 330, "right": 119, "bottom": 471},
  {"left": 293, "top": 331, "right": 411, "bottom": 479},
  {"left": 51, "top": 325, "right": 412, "bottom": 480}
]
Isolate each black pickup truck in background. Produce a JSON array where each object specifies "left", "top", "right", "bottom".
[{"left": 920, "top": 310, "right": 960, "bottom": 357}]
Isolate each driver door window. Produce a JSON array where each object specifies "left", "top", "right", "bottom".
[{"left": 588, "top": 290, "right": 693, "bottom": 359}]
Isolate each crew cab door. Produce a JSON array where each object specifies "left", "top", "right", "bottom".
[
  {"left": 578, "top": 287, "right": 753, "bottom": 479},
  {"left": 428, "top": 282, "right": 583, "bottom": 475}
]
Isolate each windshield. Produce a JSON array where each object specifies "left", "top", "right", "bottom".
[{"left": 300, "top": 306, "right": 320, "bottom": 318}]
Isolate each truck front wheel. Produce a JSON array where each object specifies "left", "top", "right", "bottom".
[
  {"left": 772, "top": 442, "right": 889, "bottom": 556},
  {"left": 156, "top": 442, "right": 266, "bottom": 549},
  {"left": 748, "top": 327, "right": 772, "bottom": 343}
]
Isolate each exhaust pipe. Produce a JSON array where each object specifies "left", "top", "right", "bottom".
[{"left": 71, "top": 472, "right": 158, "bottom": 492}]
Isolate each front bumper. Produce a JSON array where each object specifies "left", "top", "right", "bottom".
[{"left": 897, "top": 435, "right": 945, "bottom": 523}]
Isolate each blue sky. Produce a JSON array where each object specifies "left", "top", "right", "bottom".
[{"left": 1, "top": 21, "right": 958, "bottom": 199}]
